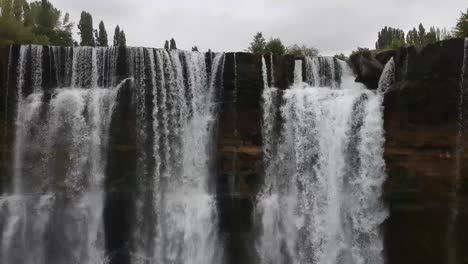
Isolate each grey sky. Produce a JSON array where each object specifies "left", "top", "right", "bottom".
[{"left": 51, "top": 0, "right": 466, "bottom": 55}]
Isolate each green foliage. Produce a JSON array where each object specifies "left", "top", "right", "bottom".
[
  {"left": 454, "top": 8, "right": 468, "bottom": 38},
  {"left": 377, "top": 23, "right": 450, "bottom": 50},
  {"left": 119, "top": 30, "right": 126, "bottom": 46},
  {"left": 13, "top": 0, "right": 22, "bottom": 21},
  {"left": 265, "top": 38, "right": 286, "bottom": 55},
  {"left": 406, "top": 24, "right": 444, "bottom": 48},
  {"left": 78, "top": 11, "right": 95, "bottom": 46},
  {"left": 1, "top": 0, "right": 13, "bottom": 18},
  {"left": 170, "top": 38, "right": 176, "bottom": 49},
  {"left": 96, "top": 20, "right": 108, "bottom": 46},
  {"left": 334, "top": 53, "right": 347, "bottom": 61},
  {"left": 247, "top": 32, "right": 266, "bottom": 54},
  {"left": 113, "top": 25, "right": 120, "bottom": 46},
  {"left": 287, "top": 44, "right": 319, "bottom": 57},
  {"left": 0, "top": 16, "right": 48, "bottom": 45},
  {"left": 192, "top": 46, "right": 198, "bottom": 52},
  {"left": 376, "top": 26, "right": 405, "bottom": 49},
  {"left": 113, "top": 25, "right": 126, "bottom": 46}
]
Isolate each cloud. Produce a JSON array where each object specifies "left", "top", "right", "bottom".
[{"left": 51, "top": 0, "right": 467, "bottom": 55}]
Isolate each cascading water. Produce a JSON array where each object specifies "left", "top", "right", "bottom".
[
  {"left": 126, "top": 48, "right": 225, "bottom": 264},
  {"left": 257, "top": 57, "right": 388, "bottom": 264},
  {"left": 305, "top": 57, "right": 341, "bottom": 88},
  {"left": 0, "top": 45, "right": 120, "bottom": 264}
]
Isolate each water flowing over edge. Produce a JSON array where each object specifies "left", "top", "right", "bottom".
[{"left": 257, "top": 57, "right": 389, "bottom": 264}]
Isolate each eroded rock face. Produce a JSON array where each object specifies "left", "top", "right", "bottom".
[{"left": 351, "top": 38, "right": 468, "bottom": 264}]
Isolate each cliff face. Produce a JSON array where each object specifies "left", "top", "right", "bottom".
[
  {"left": 351, "top": 38, "right": 468, "bottom": 264},
  {"left": 1, "top": 41, "right": 467, "bottom": 264}
]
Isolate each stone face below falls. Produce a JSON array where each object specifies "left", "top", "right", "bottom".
[{"left": 0, "top": 40, "right": 467, "bottom": 264}]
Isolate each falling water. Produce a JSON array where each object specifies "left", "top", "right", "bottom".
[
  {"left": 305, "top": 57, "right": 340, "bottom": 88},
  {"left": 447, "top": 37, "right": 468, "bottom": 264},
  {"left": 257, "top": 57, "right": 388, "bottom": 264},
  {"left": 127, "top": 48, "right": 225, "bottom": 264},
  {"left": 293, "top": 60, "right": 303, "bottom": 85},
  {"left": 270, "top": 53, "right": 275, "bottom": 87},
  {"left": 0, "top": 45, "right": 121, "bottom": 264},
  {"left": 377, "top": 58, "right": 395, "bottom": 94}
]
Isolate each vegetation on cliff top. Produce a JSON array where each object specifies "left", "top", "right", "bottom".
[
  {"left": 246, "top": 32, "right": 319, "bottom": 56},
  {"left": 0, "top": 0, "right": 127, "bottom": 47},
  {"left": 375, "top": 8, "right": 468, "bottom": 50}
]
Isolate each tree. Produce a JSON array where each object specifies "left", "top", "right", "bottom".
[
  {"left": 170, "top": 38, "right": 177, "bottom": 49},
  {"left": 13, "top": 0, "right": 22, "bottom": 21},
  {"left": 1, "top": 0, "right": 13, "bottom": 18},
  {"left": 192, "top": 46, "right": 198, "bottom": 52},
  {"left": 376, "top": 26, "right": 405, "bottom": 49},
  {"left": 334, "top": 53, "right": 347, "bottom": 61},
  {"left": 287, "top": 44, "right": 319, "bottom": 57},
  {"left": 247, "top": 32, "right": 266, "bottom": 54},
  {"left": 265, "top": 38, "right": 286, "bottom": 55},
  {"left": 113, "top": 25, "right": 126, "bottom": 46},
  {"left": 405, "top": 23, "right": 443, "bottom": 48},
  {"left": 0, "top": 15, "right": 48, "bottom": 45},
  {"left": 454, "top": 8, "right": 468, "bottom": 38},
  {"left": 96, "top": 20, "right": 108, "bottom": 46},
  {"left": 22, "top": 0, "right": 32, "bottom": 26},
  {"left": 119, "top": 30, "right": 126, "bottom": 46},
  {"left": 78, "top": 11, "right": 95, "bottom": 46},
  {"left": 113, "top": 25, "right": 120, "bottom": 46},
  {"left": 164, "top": 40, "right": 169, "bottom": 49}
]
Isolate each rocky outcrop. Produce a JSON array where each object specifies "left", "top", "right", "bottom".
[{"left": 351, "top": 38, "right": 468, "bottom": 264}]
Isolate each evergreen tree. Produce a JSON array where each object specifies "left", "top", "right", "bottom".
[
  {"left": 1, "top": 0, "right": 13, "bottom": 18},
  {"left": 265, "top": 38, "right": 286, "bottom": 55},
  {"left": 78, "top": 11, "right": 95, "bottom": 46},
  {"left": 119, "top": 30, "right": 126, "bottom": 46},
  {"left": 418, "top": 23, "right": 426, "bottom": 44},
  {"left": 287, "top": 44, "right": 319, "bottom": 57},
  {"left": 247, "top": 32, "right": 266, "bottom": 54},
  {"left": 164, "top": 40, "right": 169, "bottom": 49},
  {"left": 96, "top": 20, "right": 108, "bottom": 46},
  {"left": 22, "top": 0, "right": 32, "bottom": 26},
  {"left": 170, "top": 38, "right": 177, "bottom": 49},
  {"left": 454, "top": 8, "right": 468, "bottom": 38},
  {"left": 113, "top": 25, "right": 120, "bottom": 46},
  {"left": 192, "top": 46, "right": 198, "bottom": 52},
  {"left": 376, "top": 26, "right": 405, "bottom": 49},
  {"left": 13, "top": 0, "right": 22, "bottom": 21}
]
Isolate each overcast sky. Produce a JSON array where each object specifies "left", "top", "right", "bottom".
[{"left": 51, "top": 0, "right": 466, "bottom": 55}]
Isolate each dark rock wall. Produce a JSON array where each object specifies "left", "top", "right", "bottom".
[{"left": 351, "top": 38, "right": 468, "bottom": 264}]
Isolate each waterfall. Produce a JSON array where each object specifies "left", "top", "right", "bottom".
[
  {"left": 447, "top": 37, "right": 468, "bottom": 264},
  {"left": 270, "top": 53, "right": 275, "bottom": 87},
  {"left": 305, "top": 57, "right": 341, "bottom": 88},
  {"left": 377, "top": 58, "right": 395, "bottom": 94},
  {"left": 257, "top": 57, "right": 388, "bottom": 264},
  {"left": 293, "top": 60, "right": 303, "bottom": 85},
  {"left": 1, "top": 45, "right": 121, "bottom": 264},
  {"left": 127, "top": 48, "right": 225, "bottom": 264}
]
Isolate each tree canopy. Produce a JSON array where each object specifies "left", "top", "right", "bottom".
[
  {"left": 113, "top": 25, "right": 126, "bottom": 46},
  {"left": 454, "top": 8, "right": 468, "bottom": 38},
  {"left": 265, "top": 38, "right": 286, "bottom": 55},
  {"left": 0, "top": 0, "right": 75, "bottom": 46},
  {"left": 247, "top": 32, "right": 266, "bottom": 54},
  {"left": 375, "top": 23, "right": 452, "bottom": 50},
  {"left": 287, "top": 44, "right": 319, "bottom": 57},
  {"left": 78, "top": 11, "right": 95, "bottom": 46},
  {"left": 96, "top": 20, "right": 108, "bottom": 46}
]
